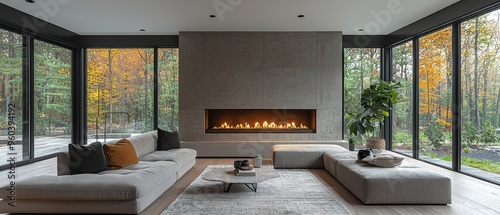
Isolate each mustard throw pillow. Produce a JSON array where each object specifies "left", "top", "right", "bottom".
[{"left": 104, "top": 139, "right": 139, "bottom": 169}]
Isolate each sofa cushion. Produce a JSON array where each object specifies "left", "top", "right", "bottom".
[
  {"left": 7, "top": 161, "right": 178, "bottom": 201},
  {"left": 143, "top": 130, "right": 158, "bottom": 140},
  {"left": 127, "top": 133, "right": 156, "bottom": 157},
  {"left": 143, "top": 130, "right": 159, "bottom": 149},
  {"left": 323, "top": 151, "right": 357, "bottom": 178},
  {"left": 104, "top": 139, "right": 139, "bottom": 169},
  {"left": 157, "top": 128, "right": 180, "bottom": 150},
  {"left": 140, "top": 148, "right": 197, "bottom": 167},
  {"left": 68, "top": 142, "right": 108, "bottom": 174}
]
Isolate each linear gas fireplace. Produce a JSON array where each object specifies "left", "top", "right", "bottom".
[{"left": 205, "top": 109, "right": 316, "bottom": 133}]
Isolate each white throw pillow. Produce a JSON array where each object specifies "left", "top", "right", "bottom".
[{"left": 362, "top": 154, "right": 404, "bottom": 167}]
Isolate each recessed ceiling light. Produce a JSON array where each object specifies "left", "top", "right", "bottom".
[
  {"left": 140, "top": 29, "right": 146, "bottom": 32},
  {"left": 297, "top": 15, "right": 305, "bottom": 18},
  {"left": 25, "top": 0, "right": 35, "bottom": 3},
  {"left": 209, "top": 15, "right": 216, "bottom": 18}
]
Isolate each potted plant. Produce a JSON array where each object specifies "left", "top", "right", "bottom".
[
  {"left": 347, "top": 136, "right": 356, "bottom": 151},
  {"left": 346, "top": 80, "right": 401, "bottom": 150}
]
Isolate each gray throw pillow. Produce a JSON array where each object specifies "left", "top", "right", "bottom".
[
  {"left": 157, "top": 128, "right": 180, "bottom": 150},
  {"left": 362, "top": 154, "right": 404, "bottom": 167},
  {"left": 69, "top": 142, "right": 108, "bottom": 174}
]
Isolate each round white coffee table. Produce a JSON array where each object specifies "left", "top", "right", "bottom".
[{"left": 202, "top": 166, "right": 279, "bottom": 193}]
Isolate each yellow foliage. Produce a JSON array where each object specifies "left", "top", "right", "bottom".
[
  {"left": 86, "top": 48, "right": 155, "bottom": 128},
  {"left": 418, "top": 27, "right": 453, "bottom": 127}
]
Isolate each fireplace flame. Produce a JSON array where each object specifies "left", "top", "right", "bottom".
[{"left": 213, "top": 120, "right": 309, "bottom": 129}]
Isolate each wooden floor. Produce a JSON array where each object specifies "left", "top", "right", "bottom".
[{"left": 1, "top": 156, "right": 500, "bottom": 215}]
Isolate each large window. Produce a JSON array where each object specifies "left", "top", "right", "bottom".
[
  {"left": 34, "top": 40, "right": 72, "bottom": 157},
  {"left": 158, "top": 48, "right": 179, "bottom": 130},
  {"left": 418, "top": 27, "right": 453, "bottom": 168},
  {"left": 87, "top": 49, "right": 154, "bottom": 143},
  {"left": 392, "top": 41, "right": 414, "bottom": 156},
  {"left": 344, "top": 48, "right": 381, "bottom": 148},
  {"left": 0, "top": 29, "right": 23, "bottom": 162},
  {"left": 0, "top": 28, "right": 74, "bottom": 165},
  {"left": 461, "top": 10, "right": 500, "bottom": 183}
]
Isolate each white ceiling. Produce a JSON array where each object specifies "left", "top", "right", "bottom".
[{"left": 0, "top": 0, "right": 459, "bottom": 35}]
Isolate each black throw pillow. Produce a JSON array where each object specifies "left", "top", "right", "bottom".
[
  {"left": 157, "top": 128, "right": 180, "bottom": 150},
  {"left": 69, "top": 142, "right": 108, "bottom": 174}
]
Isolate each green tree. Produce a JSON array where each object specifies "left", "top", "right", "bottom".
[
  {"left": 343, "top": 48, "right": 380, "bottom": 145},
  {"left": 0, "top": 30, "right": 23, "bottom": 131},
  {"left": 34, "top": 40, "right": 72, "bottom": 136}
]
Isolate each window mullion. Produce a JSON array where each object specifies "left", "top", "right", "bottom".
[
  {"left": 22, "top": 36, "right": 35, "bottom": 160},
  {"left": 452, "top": 23, "right": 461, "bottom": 172}
]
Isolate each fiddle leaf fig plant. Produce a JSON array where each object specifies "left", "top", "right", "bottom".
[{"left": 347, "top": 80, "right": 401, "bottom": 138}]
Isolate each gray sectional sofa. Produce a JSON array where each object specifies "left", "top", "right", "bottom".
[
  {"left": 0, "top": 131, "right": 196, "bottom": 214},
  {"left": 272, "top": 144, "right": 452, "bottom": 205}
]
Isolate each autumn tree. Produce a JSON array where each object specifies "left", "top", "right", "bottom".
[
  {"left": 87, "top": 48, "right": 180, "bottom": 138},
  {"left": 419, "top": 27, "right": 453, "bottom": 129}
]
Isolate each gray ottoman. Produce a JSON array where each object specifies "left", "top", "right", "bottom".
[
  {"left": 272, "top": 144, "right": 348, "bottom": 168},
  {"left": 336, "top": 160, "right": 452, "bottom": 204},
  {"left": 323, "top": 151, "right": 357, "bottom": 178}
]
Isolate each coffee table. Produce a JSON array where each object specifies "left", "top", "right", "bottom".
[{"left": 202, "top": 166, "right": 279, "bottom": 193}]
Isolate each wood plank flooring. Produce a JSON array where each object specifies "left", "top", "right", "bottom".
[{"left": 1, "top": 157, "right": 499, "bottom": 215}]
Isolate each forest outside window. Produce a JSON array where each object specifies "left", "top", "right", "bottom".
[
  {"left": 0, "top": 28, "right": 73, "bottom": 164},
  {"left": 418, "top": 27, "right": 453, "bottom": 168},
  {"left": 33, "top": 40, "right": 72, "bottom": 158},
  {"left": 86, "top": 48, "right": 154, "bottom": 144},
  {"left": 343, "top": 48, "right": 381, "bottom": 149},
  {"left": 0, "top": 29, "right": 23, "bottom": 162},
  {"left": 391, "top": 41, "right": 414, "bottom": 157},
  {"left": 460, "top": 9, "right": 500, "bottom": 184},
  {"left": 158, "top": 48, "right": 179, "bottom": 131}
]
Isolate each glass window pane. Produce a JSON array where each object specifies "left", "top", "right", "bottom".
[
  {"left": 392, "top": 41, "right": 414, "bottom": 156},
  {"left": 0, "top": 29, "right": 23, "bottom": 162},
  {"left": 418, "top": 27, "right": 453, "bottom": 168},
  {"left": 158, "top": 48, "right": 179, "bottom": 131},
  {"left": 34, "top": 40, "right": 72, "bottom": 157},
  {"left": 344, "top": 48, "right": 381, "bottom": 149},
  {"left": 86, "top": 49, "right": 154, "bottom": 144},
  {"left": 460, "top": 10, "right": 500, "bottom": 184}
]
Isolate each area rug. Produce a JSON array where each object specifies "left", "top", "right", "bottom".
[{"left": 162, "top": 165, "right": 354, "bottom": 215}]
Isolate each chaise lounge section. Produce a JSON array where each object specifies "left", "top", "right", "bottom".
[{"left": 271, "top": 144, "right": 452, "bottom": 205}]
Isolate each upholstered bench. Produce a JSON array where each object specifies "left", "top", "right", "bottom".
[
  {"left": 336, "top": 160, "right": 452, "bottom": 204},
  {"left": 271, "top": 144, "right": 349, "bottom": 168}
]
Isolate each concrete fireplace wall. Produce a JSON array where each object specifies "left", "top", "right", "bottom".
[{"left": 179, "top": 31, "right": 343, "bottom": 151}]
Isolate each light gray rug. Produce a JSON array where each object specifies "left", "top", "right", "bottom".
[{"left": 162, "top": 165, "right": 354, "bottom": 215}]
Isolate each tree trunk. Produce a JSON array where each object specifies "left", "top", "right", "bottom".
[
  {"left": 144, "top": 53, "right": 149, "bottom": 131},
  {"left": 495, "top": 85, "right": 500, "bottom": 126},
  {"left": 427, "top": 71, "right": 431, "bottom": 125},
  {"left": 481, "top": 43, "right": 491, "bottom": 125},
  {"left": 4, "top": 32, "right": 16, "bottom": 123},
  {"left": 473, "top": 17, "right": 480, "bottom": 126},
  {"left": 360, "top": 50, "right": 365, "bottom": 93},
  {"left": 478, "top": 19, "right": 498, "bottom": 125},
  {"left": 108, "top": 49, "right": 113, "bottom": 133}
]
